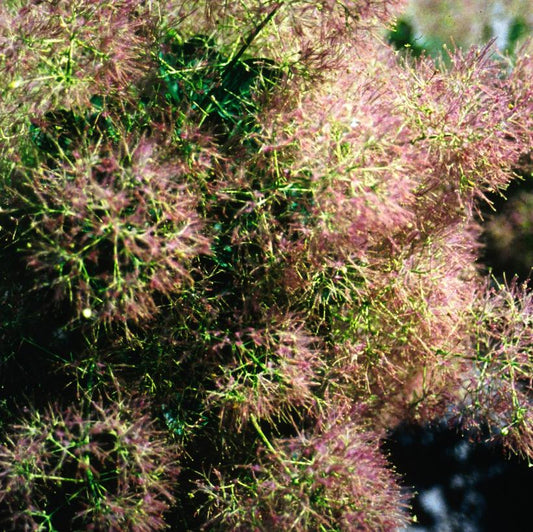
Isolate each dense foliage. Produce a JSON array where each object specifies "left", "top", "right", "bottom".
[{"left": 1, "top": 1, "right": 533, "bottom": 530}]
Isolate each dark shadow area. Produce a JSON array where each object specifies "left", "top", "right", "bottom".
[
  {"left": 385, "top": 422, "right": 533, "bottom": 532},
  {"left": 478, "top": 154, "right": 533, "bottom": 285}
]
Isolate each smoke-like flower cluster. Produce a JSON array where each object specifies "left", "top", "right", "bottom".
[
  {"left": 14, "top": 137, "right": 211, "bottom": 324},
  {"left": 201, "top": 420, "right": 409, "bottom": 531},
  {"left": 0, "top": 397, "right": 180, "bottom": 531}
]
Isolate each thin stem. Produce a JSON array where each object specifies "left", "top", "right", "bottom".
[
  {"left": 250, "top": 413, "right": 293, "bottom": 477},
  {"left": 222, "top": 3, "right": 282, "bottom": 76}
]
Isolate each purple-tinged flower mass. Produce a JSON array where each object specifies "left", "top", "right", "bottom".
[
  {"left": 0, "top": 0, "right": 156, "bottom": 112},
  {"left": 1, "top": 0, "right": 533, "bottom": 529},
  {"left": 14, "top": 137, "right": 211, "bottom": 324},
  {"left": 0, "top": 396, "right": 180, "bottom": 531},
  {"left": 201, "top": 419, "right": 409, "bottom": 531}
]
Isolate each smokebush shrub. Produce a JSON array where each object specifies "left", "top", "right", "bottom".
[{"left": 1, "top": 0, "right": 533, "bottom": 529}]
